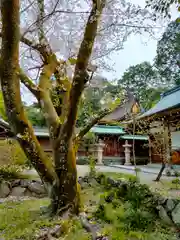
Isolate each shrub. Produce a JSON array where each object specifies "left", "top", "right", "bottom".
[
  {"left": 172, "top": 178, "right": 180, "bottom": 185},
  {"left": 0, "top": 139, "right": 28, "bottom": 167},
  {"left": 94, "top": 204, "right": 107, "bottom": 222},
  {"left": 0, "top": 165, "right": 22, "bottom": 181},
  {"left": 124, "top": 183, "right": 155, "bottom": 209},
  {"left": 76, "top": 157, "right": 89, "bottom": 165},
  {"left": 89, "top": 155, "right": 96, "bottom": 178},
  {"left": 121, "top": 208, "right": 155, "bottom": 231}
]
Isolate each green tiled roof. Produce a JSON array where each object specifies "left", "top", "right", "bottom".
[
  {"left": 139, "top": 86, "right": 180, "bottom": 118},
  {"left": 120, "top": 135, "right": 148, "bottom": 140},
  {"left": 91, "top": 125, "right": 125, "bottom": 134}
]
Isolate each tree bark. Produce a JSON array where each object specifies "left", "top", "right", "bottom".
[
  {"left": 50, "top": 1, "right": 106, "bottom": 214},
  {"left": 0, "top": 0, "right": 57, "bottom": 188},
  {"left": 155, "top": 121, "right": 170, "bottom": 181},
  {"left": 155, "top": 162, "right": 165, "bottom": 181},
  {"left": 50, "top": 138, "right": 81, "bottom": 215},
  {"left": 0, "top": 0, "right": 106, "bottom": 216}
]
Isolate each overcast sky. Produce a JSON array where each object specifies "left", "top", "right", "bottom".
[
  {"left": 103, "top": 0, "right": 178, "bottom": 81},
  {"left": 21, "top": 0, "right": 178, "bottom": 104}
]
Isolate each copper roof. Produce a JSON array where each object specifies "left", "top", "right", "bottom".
[{"left": 101, "top": 90, "right": 138, "bottom": 122}]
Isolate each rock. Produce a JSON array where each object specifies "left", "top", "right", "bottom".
[
  {"left": 88, "top": 178, "right": 98, "bottom": 187},
  {"left": 11, "top": 179, "right": 21, "bottom": 187},
  {"left": 28, "top": 182, "right": 46, "bottom": 195},
  {"left": 158, "top": 196, "right": 167, "bottom": 205},
  {"left": 106, "top": 178, "right": 119, "bottom": 187},
  {"left": 166, "top": 199, "right": 175, "bottom": 211},
  {"left": 50, "top": 225, "right": 62, "bottom": 238},
  {"left": 24, "top": 189, "right": 33, "bottom": 197},
  {"left": 32, "top": 179, "right": 43, "bottom": 185},
  {"left": 31, "top": 192, "right": 46, "bottom": 198},
  {"left": 158, "top": 205, "right": 173, "bottom": 225},
  {"left": 20, "top": 179, "right": 31, "bottom": 188},
  {"left": 11, "top": 187, "right": 26, "bottom": 196},
  {"left": 0, "top": 182, "right": 10, "bottom": 198},
  {"left": 172, "top": 203, "right": 180, "bottom": 225}
]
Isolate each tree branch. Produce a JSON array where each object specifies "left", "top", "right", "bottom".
[
  {"left": 37, "top": 0, "right": 46, "bottom": 43},
  {"left": 76, "top": 109, "right": 110, "bottom": 141},
  {"left": 65, "top": 0, "right": 106, "bottom": 139},
  {"left": 0, "top": 31, "right": 49, "bottom": 61},
  {"left": 38, "top": 55, "right": 60, "bottom": 136},
  {"left": 18, "top": 69, "right": 40, "bottom": 98},
  {"left": 0, "top": 0, "right": 57, "bottom": 185}
]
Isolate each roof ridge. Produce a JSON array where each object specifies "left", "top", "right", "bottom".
[
  {"left": 161, "top": 85, "right": 180, "bottom": 98},
  {"left": 94, "top": 125, "right": 122, "bottom": 128}
]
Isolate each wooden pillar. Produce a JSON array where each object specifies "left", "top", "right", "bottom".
[
  {"left": 148, "top": 134, "right": 152, "bottom": 164},
  {"left": 164, "top": 120, "right": 172, "bottom": 168}
]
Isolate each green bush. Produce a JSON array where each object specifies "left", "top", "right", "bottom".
[
  {"left": 123, "top": 183, "right": 155, "bottom": 210},
  {"left": 89, "top": 156, "right": 96, "bottom": 178},
  {"left": 101, "top": 172, "right": 138, "bottom": 182},
  {"left": 172, "top": 178, "right": 180, "bottom": 185},
  {"left": 0, "top": 139, "right": 28, "bottom": 167},
  {"left": 76, "top": 157, "right": 90, "bottom": 165},
  {"left": 120, "top": 208, "right": 155, "bottom": 232},
  {"left": 0, "top": 165, "right": 23, "bottom": 181}
]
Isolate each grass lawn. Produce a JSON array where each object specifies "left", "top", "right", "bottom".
[
  {"left": 0, "top": 172, "right": 178, "bottom": 240},
  {"left": 101, "top": 172, "right": 137, "bottom": 182}
]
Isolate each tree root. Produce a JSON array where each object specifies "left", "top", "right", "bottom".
[{"left": 79, "top": 212, "right": 108, "bottom": 240}]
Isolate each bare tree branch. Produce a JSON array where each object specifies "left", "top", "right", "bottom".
[
  {"left": 65, "top": 0, "right": 106, "bottom": 138},
  {"left": 38, "top": 55, "right": 60, "bottom": 135},
  {"left": 18, "top": 69, "right": 40, "bottom": 98},
  {"left": 20, "top": 0, "right": 35, "bottom": 14}
]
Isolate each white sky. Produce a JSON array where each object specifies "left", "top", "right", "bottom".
[
  {"left": 103, "top": 34, "right": 158, "bottom": 80},
  {"left": 102, "top": 0, "right": 178, "bottom": 81},
  {"left": 21, "top": 0, "right": 178, "bottom": 104}
]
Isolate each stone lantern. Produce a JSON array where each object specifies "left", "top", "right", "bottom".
[
  {"left": 123, "top": 140, "right": 132, "bottom": 165},
  {"left": 94, "top": 139, "right": 105, "bottom": 165}
]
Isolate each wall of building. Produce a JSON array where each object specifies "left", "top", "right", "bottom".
[
  {"left": 150, "top": 130, "right": 180, "bottom": 164},
  {"left": 171, "top": 131, "right": 180, "bottom": 150},
  {"left": 25, "top": 136, "right": 149, "bottom": 165}
]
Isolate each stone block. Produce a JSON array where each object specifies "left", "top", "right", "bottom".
[
  {"left": 158, "top": 205, "right": 173, "bottom": 225},
  {"left": 28, "top": 182, "right": 46, "bottom": 195},
  {"left": 166, "top": 199, "right": 175, "bottom": 212},
  {"left": 172, "top": 203, "right": 180, "bottom": 225},
  {"left": 11, "top": 187, "right": 26, "bottom": 196},
  {"left": 0, "top": 182, "right": 10, "bottom": 198}
]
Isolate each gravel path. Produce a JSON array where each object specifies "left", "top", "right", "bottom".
[{"left": 24, "top": 165, "right": 176, "bottom": 185}]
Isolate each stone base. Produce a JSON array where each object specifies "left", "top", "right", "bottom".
[
  {"left": 96, "top": 162, "right": 103, "bottom": 165},
  {"left": 124, "top": 162, "right": 132, "bottom": 166}
]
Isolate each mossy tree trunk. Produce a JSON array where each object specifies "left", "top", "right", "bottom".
[
  {"left": 0, "top": 0, "right": 57, "bottom": 189},
  {"left": 0, "top": 0, "right": 107, "bottom": 215}
]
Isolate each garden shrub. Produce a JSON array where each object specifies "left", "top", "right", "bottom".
[
  {"left": 124, "top": 183, "right": 155, "bottom": 209},
  {"left": 120, "top": 208, "right": 155, "bottom": 232},
  {"left": 172, "top": 178, "right": 180, "bottom": 185},
  {"left": 89, "top": 155, "right": 96, "bottom": 178},
  {"left": 0, "top": 139, "right": 28, "bottom": 167},
  {"left": 0, "top": 165, "right": 22, "bottom": 181},
  {"left": 76, "top": 157, "right": 89, "bottom": 165}
]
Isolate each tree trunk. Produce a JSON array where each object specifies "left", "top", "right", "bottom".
[
  {"left": 0, "top": 0, "right": 104, "bottom": 217},
  {"left": 0, "top": 0, "right": 56, "bottom": 189},
  {"left": 155, "top": 162, "right": 165, "bottom": 181},
  {"left": 155, "top": 120, "right": 171, "bottom": 181},
  {"left": 50, "top": 138, "right": 81, "bottom": 215}
]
